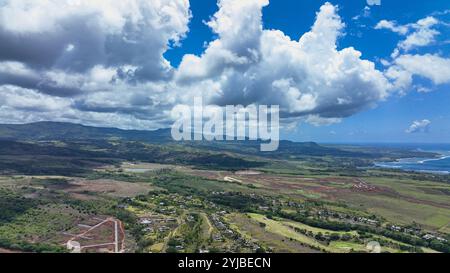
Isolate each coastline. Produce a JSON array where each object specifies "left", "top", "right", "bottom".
[{"left": 374, "top": 150, "right": 450, "bottom": 175}]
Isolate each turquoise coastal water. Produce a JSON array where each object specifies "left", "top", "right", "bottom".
[{"left": 374, "top": 144, "right": 450, "bottom": 174}]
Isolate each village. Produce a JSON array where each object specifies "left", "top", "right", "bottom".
[
  {"left": 115, "top": 191, "right": 265, "bottom": 253},
  {"left": 112, "top": 188, "right": 449, "bottom": 253}
]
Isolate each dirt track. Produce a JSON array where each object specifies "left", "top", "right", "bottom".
[{"left": 66, "top": 217, "right": 125, "bottom": 253}]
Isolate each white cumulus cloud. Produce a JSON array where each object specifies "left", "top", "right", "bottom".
[
  {"left": 376, "top": 15, "right": 449, "bottom": 93},
  {"left": 405, "top": 119, "right": 431, "bottom": 134},
  {"left": 375, "top": 16, "right": 440, "bottom": 53},
  {"left": 176, "top": 1, "right": 391, "bottom": 123},
  {"left": 375, "top": 20, "right": 408, "bottom": 35},
  {"left": 0, "top": 0, "right": 191, "bottom": 82},
  {"left": 394, "top": 54, "right": 450, "bottom": 85},
  {"left": 399, "top": 17, "right": 440, "bottom": 51}
]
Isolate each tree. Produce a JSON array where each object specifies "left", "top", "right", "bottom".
[{"left": 166, "top": 246, "right": 178, "bottom": 253}]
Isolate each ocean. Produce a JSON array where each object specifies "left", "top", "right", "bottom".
[{"left": 374, "top": 144, "right": 450, "bottom": 174}]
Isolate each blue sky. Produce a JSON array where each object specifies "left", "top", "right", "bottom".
[
  {"left": 0, "top": 0, "right": 449, "bottom": 143},
  {"left": 166, "top": 0, "right": 450, "bottom": 66},
  {"left": 169, "top": 0, "right": 450, "bottom": 143}
]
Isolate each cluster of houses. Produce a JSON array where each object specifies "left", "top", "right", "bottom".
[
  {"left": 210, "top": 213, "right": 233, "bottom": 238},
  {"left": 286, "top": 201, "right": 306, "bottom": 209},
  {"left": 388, "top": 225, "right": 448, "bottom": 243},
  {"left": 422, "top": 234, "right": 448, "bottom": 242},
  {"left": 209, "top": 213, "right": 263, "bottom": 253},
  {"left": 389, "top": 224, "right": 423, "bottom": 235},
  {"left": 317, "top": 210, "right": 350, "bottom": 221},
  {"left": 388, "top": 225, "right": 419, "bottom": 234},
  {"left": 316, "top": 209, "right": 383, "bottom": 227},
  {"left": 170, "top": 238, "right": 186, "bottom": 252},
  {"left": 211, "top": 191, "right": 237, "bottom": 195},
  {"left": 140, "top": 215, "right": 177, "bottom": 234},
  {"left": 356, "top": 217, "right": 379, "bottom": 226}
]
